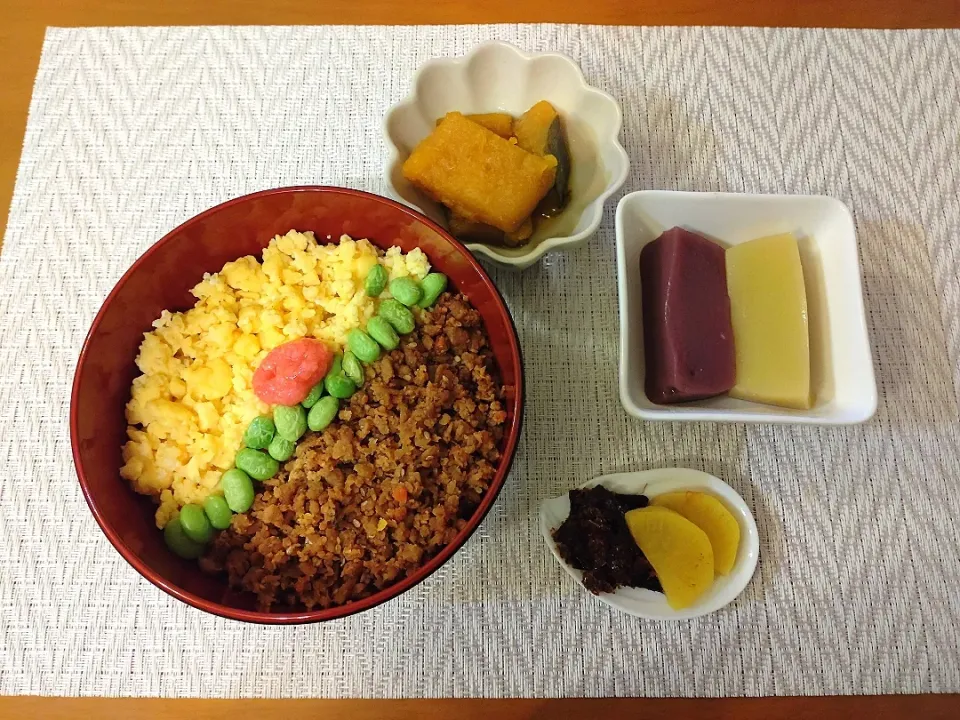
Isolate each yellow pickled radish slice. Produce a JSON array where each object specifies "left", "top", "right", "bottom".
[
  {"left": 624, "top": 506, "right": 714, "bottom": 609},
  {"left": 651, "top": 491, "right": 741, "bottom": 576}
]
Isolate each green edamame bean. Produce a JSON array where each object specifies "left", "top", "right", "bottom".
[
  {"left": 378, "top": 299, "right": 415, "bottom": 334},
  {"left": 342, "top": 351, "right": 364, "bottom": 386},
  {"left": 327, "top": 353, "right": 342, "bottom": 377},
  {"left": 307, "top": 395, "right": 339, "bottom": 431},
  {"left": 347, "top": 328, "right": 380, "bottom": 364},
  {"left": 364, "top": 263, "right": 388, "bottom": 297},
  {"left": 389, "top": 276, "right": 424, "bottom": 307},
  {"left": 366, "top": 316, "right": 399, "bottom": 350},
  {"left": 164, "top": 515, "right": 204, "bottom": 559},
  {"left": 178, "top": 503, "right": 213, "bottom": 544},
  {"left": 221, "top": 468, "right": 255, "bottom": 512},
  {"left": 267, "top": 434, "right": 296, "bottom": 462},
  {"left": 203, "top": 495, "right": 233, "bottom": 530},
  {"left": 325, "top": 373, "right": 356, "bottom": 399},
  {"left": 243, "top": 415, "right": 275, "bottom": 450},
  {"left": 323, "top": 353, "right": 356, "bottom": 399},
  {"left": 235, "top": 448, "right": 279, "bottom": 481},
  {"left": 301, "top": 382, "right": 325, "bottom": 409},
  {"left": 417, "top": 273, "right": 449, "bottom": 308},
  {"left": 273, "top": 404, "right": 307, "bottom": 442}
]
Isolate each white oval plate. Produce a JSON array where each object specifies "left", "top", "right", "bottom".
[{"left": 539, "top": 468, "right": 760, "bottom": 620}]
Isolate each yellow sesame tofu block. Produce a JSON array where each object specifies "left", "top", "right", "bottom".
[
  {"left": 402, "top": 112, "right": 557, "bottom": 233},
  {"left": 121, "top": 231, "right": 430, "bottom": 527},
  {"left": 725, "top": 233, "right": 812, "bottom": 409}
]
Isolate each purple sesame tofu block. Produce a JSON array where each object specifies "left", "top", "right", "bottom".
[{"left": 639, "top": 227, "right": 735, "bottom": 404}]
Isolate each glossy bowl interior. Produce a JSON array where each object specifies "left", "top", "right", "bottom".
[{"left": 71, "top": 186, "right": 524, "bottom": 624}]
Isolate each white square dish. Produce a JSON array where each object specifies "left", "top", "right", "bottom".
[{"left": 616, "top": 191, "right": 877, "bottom": 424}]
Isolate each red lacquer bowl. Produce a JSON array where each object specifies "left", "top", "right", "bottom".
[{"left": 71, "top": 187, "right": 524, "bottom": 624}]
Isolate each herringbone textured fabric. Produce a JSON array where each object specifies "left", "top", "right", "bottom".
[{"left": 1, "top": 25, "right": 959, "bottom": 697}]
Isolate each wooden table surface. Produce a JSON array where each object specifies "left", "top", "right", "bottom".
[{"left": 2, "top": 0, "right": 960, "bottom": 717}]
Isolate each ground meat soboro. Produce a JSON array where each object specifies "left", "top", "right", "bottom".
[{"left": 201, "top": 293, "right": 508, "bottom": 610}]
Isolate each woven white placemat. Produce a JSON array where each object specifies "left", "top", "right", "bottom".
[{"left": 1, "top": 24, "right": 959, "bottom": 698}]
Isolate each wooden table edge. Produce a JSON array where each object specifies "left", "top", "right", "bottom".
[{"left": 1, "top": 695, "right": 960, "bottom": 718}]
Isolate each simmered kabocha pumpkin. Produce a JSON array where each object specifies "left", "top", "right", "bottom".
[
  {"left": 448, "top": 212, "right": 534, "bottom": 247},
  {"left": 404, "top": 112, "right": 557, "bottom": 233},
  {"left": 408, "top": 104, "right": 572, "bottom": 247},
  {"left": 437, "top": 112, "right": 515, "bottom": 139},
  {"left": 448, "top": 212, "right": 504, "bottom": 245},
  {"left": 513, "top": 100, "right": 571, "bottom": 216},
  {"left": 506, "top": 216, "right": 534, "bottom": 244}
]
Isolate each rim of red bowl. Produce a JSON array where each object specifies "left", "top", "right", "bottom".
[{"left": 70, "top": 185, "right": 526, "bottom": 624}]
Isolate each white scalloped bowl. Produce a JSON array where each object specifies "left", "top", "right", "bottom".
[{"left": 383, "top": 41, "right": 630, "bottom": 270}]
